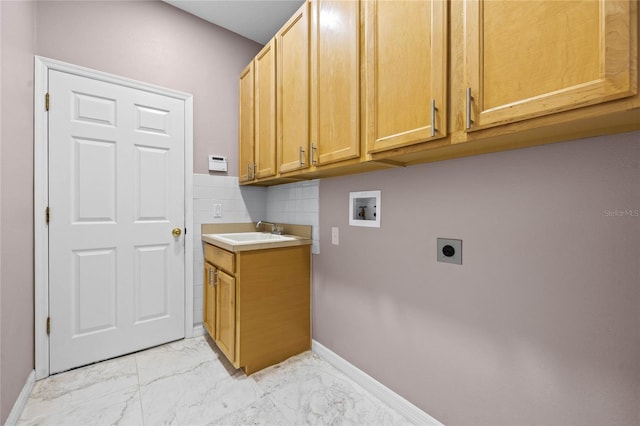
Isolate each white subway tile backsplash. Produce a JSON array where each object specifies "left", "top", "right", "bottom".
[{"left": 265, "top": 179, "right": 320, "bottom": 256}]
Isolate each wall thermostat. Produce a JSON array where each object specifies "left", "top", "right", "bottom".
[{"left": 208, "top": 155, "right": 227, "bottom": 172}]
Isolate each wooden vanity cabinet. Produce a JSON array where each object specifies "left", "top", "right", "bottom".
[{"left": 203, "top": 243, "right": 311, "bottom": 374}]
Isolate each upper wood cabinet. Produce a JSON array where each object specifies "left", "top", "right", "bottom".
[
  {"left": 238, "top": 63, "right": 254, "bottom": 183},
  {"left": 464, "top": 0, "right": 637, "bottom": 131},
  {"left": 238, "top": 0, "right": 638, "bottom": 185},
  {"left": 238, "top": 42, "right": 277, "bottom": 183},
  {"left": 309, "top": 0, "right": 360, "bottom": 166},
  {"left": 277, "top": 3, "right": 311, "bottom": 174},
  {"left": 254, "top": 40, "right": 277, "bottom": 179},
  {"left": 363, "top": 0, "right": 448, "bottom": 154}
]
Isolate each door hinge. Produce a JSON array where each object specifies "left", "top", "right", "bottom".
[
  {"left": 46, "top": 317, "right": 51, "bottom": 335},
  {"left": 46, "top": 207, "right": 50, "bottom": 224},
  {"left": 45, "top": 93, "right": 50, "bottom": 111}
]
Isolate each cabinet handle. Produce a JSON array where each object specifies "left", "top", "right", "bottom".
[
  {"left": 247, "top": 163, "right": 252, "bottom": 180},
  {"left": 311, "top": 144, "right": 317, "bottom": 165},
  {"left": 466, "top": 87, "right": 474, "bottom": 130},
  {"left": 430, "top": 99, "right": 438, "bottom": 137},
  {"left": 299, "top": 146, "right": 306, "bottom": 167},
  {"left": 213, "top": 270, "right": 218, "bottom": 286},
  {"left": 253, "top": 163, "right": 257, "bottom": 177}
]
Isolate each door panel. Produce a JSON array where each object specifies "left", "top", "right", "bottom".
[
  {"left": 72, "top": 248, "right": 117, "bottom": 335},
  {"left": 73, "top": 137, "right": 116, "bottom": 222},
  {"left": 134, "top": 244, "right": 170, "bottom": 323},
  {"left": 49, "top": 70, "right": 185, "bottom": 373},
  {"left": 134, "top": 146, "right": 170, "bottom": 221}
]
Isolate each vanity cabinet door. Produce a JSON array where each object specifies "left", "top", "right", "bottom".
[
  {"left": 203, "top": 262, "right": 217, "bottom": 339},
  {"left": 216, "top": 269, "right": 236, "bottom": 363}
]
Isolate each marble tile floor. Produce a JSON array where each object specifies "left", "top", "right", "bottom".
[{"left": 17, "top": 336, "right": 412, "bottom": 426}]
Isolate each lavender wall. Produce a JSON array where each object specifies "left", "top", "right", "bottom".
[
  {"left": 0, "top": 1, "right": 36, "bottom": 422},
  {"left": 0, "top": 1, "right": 260, "bottom": 420},
  {"left": 313, "top": 131, "right": 640, "bottom": 425},
  {"left": 36, "top": 0, "right": 262, "bottom": 176}
]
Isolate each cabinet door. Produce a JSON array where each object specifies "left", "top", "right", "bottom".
[
  {"left": 277, "top": 2, "right": 310, "bottom": 174},
  {"left": 464, "top": 0, "right": 637, "bottom": 131},
  {"left": 310, "top": 0, "right": 360, "bottom": 166},
  {"left": 239, "top": 62, "right": 255, "bottom": 182},
  {"left": 364, "top": 0, "right": 447, "bottom": 154},
  {"left": 255, "top": 40, "right": 277, "bottom": 179},
  {"left": 215, "top": 269, "right": 236, "bottom": 363},
  {"left": 203, "top": 263, "right": 216, "bottom": 339}
]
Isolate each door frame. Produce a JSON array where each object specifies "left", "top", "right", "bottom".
[{"left": 34, "top": 56, "right": 194, "bottom": 380}]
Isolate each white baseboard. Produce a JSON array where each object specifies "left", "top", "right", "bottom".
[
  {"left": 191, "top": 324, "right": 207, "bottom": 337},
  {"left": 4, "top": 370, "right": 36, "bottom": 426},
  {"left": 311, "top": 340, "right": 442, "bottom": 426}
]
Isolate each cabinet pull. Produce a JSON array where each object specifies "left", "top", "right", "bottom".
[
  {"left": 299, "top": 146, "right": 306, "bottom": 167},
  {"left": 247, "top": 163, "right": 253, "bottom": 180},
  {"left": 213, "top": 270, "right": 219, "bottom": 286},
  {"left": 253, "top": 163, "right": 257, "bottom": 177},
  {"left": 466, "top": 88, "right": 474, "bottom": 130},
  {"left": 311, "top": 143, "right": 317, "bottom": 165},
  {"left": 430, "top": 99, "right": 438, "bottom": 137}
]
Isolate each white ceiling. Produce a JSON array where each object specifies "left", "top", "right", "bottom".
[{"left": 164, "top": 0, "right": 305, "bottom": 45}]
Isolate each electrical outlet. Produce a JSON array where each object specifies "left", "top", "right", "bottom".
[
  {"left": 214, "top": 204, "right": 222, "bottom": 218},
  {"left": 437, "top": 238, "right": 462, "bottom": 265},
  {"left": 331, "top": 227, "right": 339, "bottom": 245}
]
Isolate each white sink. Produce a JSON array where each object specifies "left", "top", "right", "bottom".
[{"left": 206, "top": 232, "right": 296, "bottom": 245}]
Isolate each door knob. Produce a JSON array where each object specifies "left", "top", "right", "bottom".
[{"left": 172, "top": 227, "right": 182, "bottom": 237}]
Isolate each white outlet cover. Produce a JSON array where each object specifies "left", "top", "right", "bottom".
[{"left": 331, "top": 227, "right": 339, "bottom": 245}]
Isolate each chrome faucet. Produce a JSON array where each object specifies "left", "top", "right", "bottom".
[{"left": 256, "top": 220, "right": 283, "bottom": 235}]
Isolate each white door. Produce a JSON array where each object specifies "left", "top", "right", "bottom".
[{"left": 48, "top": 70, "right": 185, "bottom": 373}]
